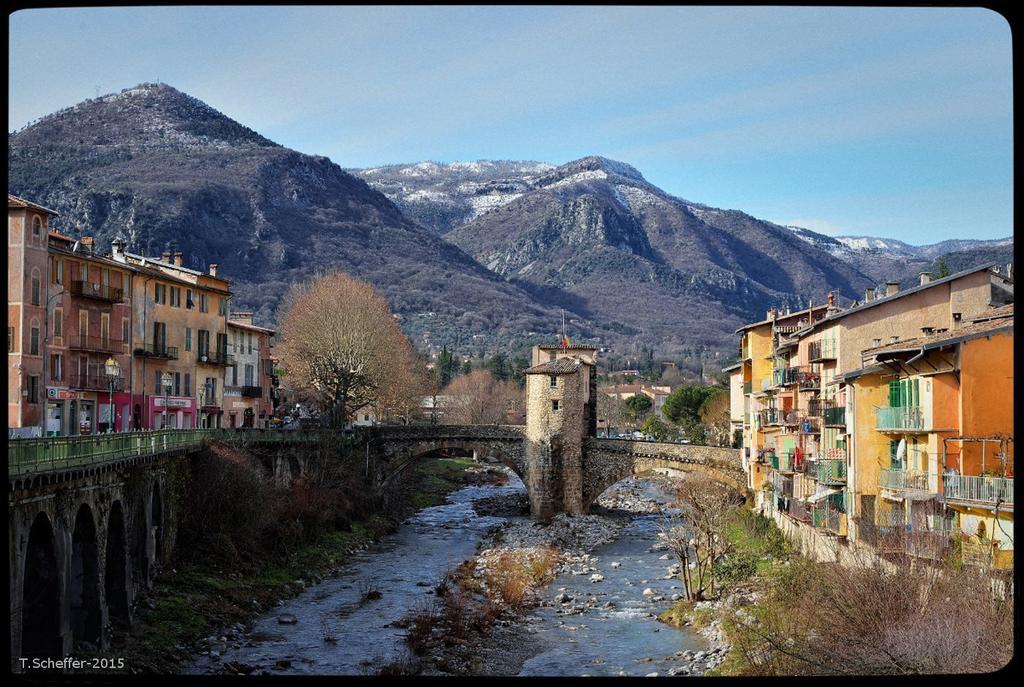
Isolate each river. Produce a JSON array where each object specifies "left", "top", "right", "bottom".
[{"left": 186, "top": 471, "right": 706, "bottom": 676}]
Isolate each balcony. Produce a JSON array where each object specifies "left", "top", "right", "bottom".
[
  {"left": 879, "top": 468, "right": 933, "bottom": 498},
  {"left": 811, "top": 501, "right": 847, "bottom": 536},
  {"left": 943, "top": 474, "right": 1014, "bottom": 508},
  {"left": 798, "top": 416, "right": 820, "bottom": 434},
  {"left": 875, "top": 406, "right": 926, "bottom": 432},
  {"left": 773, "top": 451, "right": 795, "bottom": 473},
  {"left": 70, "top": 280, "right": 124, "bottom": 303},
  {"left": 782, "top": 410, "right": 801, "bottom": 427},
  {"left": 806, "top": 457, "right": 847, "bottom": 484},
  {"left": 200, "top": 392, "right": 220, "bottom": 408},
  {"left": 807, "top": 339, "right": 837, "bottom": 362},
  {"left": 68, "top": 372, "right": 126, "bottom": 392},
  {"left": 240, "top": 385, "right": 262, "bottom": 398},
  {"left": 823, "top": 405, "right": 846, "bottom": 427},
  {"left": 197, "top": 350, "right": 236, "bottom": 367},
  {"left": 134, "top": 342, "right": 179, "bottom": 360},
  {"left": 68, "top": 334, "right": 128, "bottom": 355},
  {"left": 758, "top": 408, "right": 782, "bottom": 426},
  {"left": 797, "top": 370, "right": 820, "bottom": 391}
]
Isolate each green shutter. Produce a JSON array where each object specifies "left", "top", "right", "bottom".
[{"left": 889, "top": 380, "right": 899, "bottom": 407}]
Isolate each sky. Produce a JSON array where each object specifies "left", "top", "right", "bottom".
[{"left": 8, "top": 6, "right": 1013, "bottom": 244}]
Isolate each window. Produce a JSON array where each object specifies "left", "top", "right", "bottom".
[
  {"left": 231, "top": 364, "right": 238, "bottom": 386},
  {"left": 170, "top": 287, "right": 180, "bottom": 307},
  {"left": 53, "top": 308, "right": 62, "bottom": 338},
  {"left": 197, "top": 329, "right": 210, "bottom": 357},
  {"left": 218, "top": 297, "right": 226, "bottom": 316},
  {"left": 154, "top": 283, "right": 167, "bottom": 304},
  {"left": 184, "top": 327, "right": 192, "bottom": 352},
  {"left": 200, "top": 293, "right": 208, "bottom": 313},
  {"left": 154, "top": 321, "right": 167, "bottom": 352},
  {"left": 244, "top": 364, "right": 254, "bottom": 386},
  {"left": 174, "top": 372, "right": 181, "bottom": 396},
  {"left": 32, "top": 216, "right": 42, "bottom": 239},
  {"left": 31, "top": 276, "right": 41, "bottom": 306},
  {"left": 552, "top": 399, "right": 560, "bottom": 412},
  {"left": 51, "top": 354, "right": 63, "bottom": 382},
  {"left": 248, "top": 333, "right": 253, "bottom": 354},
  {"left": 550, "top": 375, "right": 558, "bottom": 387},
  {"left": 155, "top": 370, "right": 162, "bottom": 393},
  {"left": 184, "top": 373, "right": 191, "bottom": 396},
  {"left": 186, "top": 288, "right": 194, "bottom": 309},
  {"left": 101, "top": 268, "right": 109, "bottom": 287},
  {"left": 28, "top": 376, "right": 39, "bottom": 403},
  {"left": 30, "top": 327, "right": 40, "bottom": 355},
  {"left": 7, "top": 326, "right": 14, "bottom": 353},
  {"left": 122, "top": 319, "right": 129, "bottom": 345}
]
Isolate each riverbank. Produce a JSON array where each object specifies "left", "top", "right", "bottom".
[{"left": 116, "top": 456, "right": 500, "bottom": 673}]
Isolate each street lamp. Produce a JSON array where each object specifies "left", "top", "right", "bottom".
[
  {"left": 104, "top": 356, "right": 121, "bottom": 434},
  {"left": 161, "top": 371, "right": 173, "bottom": 430}
]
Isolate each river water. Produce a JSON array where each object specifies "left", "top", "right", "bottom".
[{"left": 186, "top": 474, "right": 704, "bottom": 676}]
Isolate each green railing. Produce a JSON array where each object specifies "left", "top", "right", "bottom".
[
  {"left": 875, "top": 406, "right": 925, "bottom": 431},
  {"left": 823, "top": 405, "right": 845, "bottom": 427},
  {"left": 814, "top": 458, "right": 847, "bottom": 484},
  {"left": 7, "top": 428, "right": 342, "bottom": 478}
]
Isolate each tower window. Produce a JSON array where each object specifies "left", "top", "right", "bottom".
[
  {"left": 552, "top": 400, "right": 560, "bottom": 411},
  {"left": 550, "top": 375, "right": 558, "bottom": 387}
]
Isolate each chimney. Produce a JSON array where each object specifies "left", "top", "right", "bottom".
[
  {"left": 111, "top": 237, "right": 126, "bottom": 263},
  {"left": 919, "top": 272, "right": 931, "bottom": 286},
  {"left": 80, "top": 236, "right": 94, "bottom": 254},
  {"left": 885, "top": 281, "right": 899, "bottom": 297},
  {"left": 231, "top": 311, "right": 254, "bottom": 326},
  {"left": 173, "top": 251, "right": 183, "bottom": 266},
  {"left": 161, "top": 250, "right": 172, "bottom": 263},
  {"left": 864, "top": 287, "right": 875, "bottom": 302},
  {"left": 209, "top": 263, "right": 219, "bottom": 277}
]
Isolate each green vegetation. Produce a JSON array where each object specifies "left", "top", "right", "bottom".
[{"left": 625, "top": 394, "right": 652, "bottom": 419}]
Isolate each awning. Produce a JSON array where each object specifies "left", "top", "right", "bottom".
[{"left": 807, "top": 488, "right": 842, "bottom": 503}]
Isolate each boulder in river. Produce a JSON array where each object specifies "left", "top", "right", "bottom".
[
  {"left": 643, "top": 588, "right": 656, "bottom": 596},
  {"left": 590, "top": 574, "right": 605, "bottom": 582}
]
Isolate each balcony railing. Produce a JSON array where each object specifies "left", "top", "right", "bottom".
[
  {"left": 68, "top": 372, "right": 126, "bottom": 392},
  {"left": 823, "top": 405, "right": 846, "bottom": 427},
  {"left": 811, "top": 500, "right": 847, "bottom": 535},
  {"left": 240, "top": 386, "right": 262, "bottom": 398},
  {"left": 782, "top": 410, "right": 801, "bottom": 426},
  {"left": 943, "top": 474, "right": 1014, "bottom": 506},
  {"left": 807, "top": 339, "right": 837, "bottom": 362},
  {"left": 774, "top": 451, "right": 795, "bottom": 473},
  {"left": 197, "top": 350, "right": 235, "bottom": 367},
  {"left": 875, "top": 406, "right": 926, "bottom": 431},
  {"left": 759, "top": 408, "right": 782, "bottom": 426},
  {"left": 135, "top": 342, "right": 179, "bottom": 359},
  {"left": 68, "top": 334, "right": 128, "bottom": 355},
  {"left": 797, "top": 370, "right": 821, "bottom": 390},
  {"left": 200, "top": 392, "right": 220, "bottom": 407},
  {"left": 879, "top": 468, "right": 932, "bottom": 493},
  {"left": 806, "top": 458, "right": 847, "bottom": 484},
  {"left": 70, "top": 280, "right": 124, "bottom": 303}
]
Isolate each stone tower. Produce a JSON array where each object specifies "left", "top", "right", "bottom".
[{"left": 524, "top": 344, "right": 597, "bottom": 520}]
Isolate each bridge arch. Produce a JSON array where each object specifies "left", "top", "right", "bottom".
[
  {"left": 70, "top": 504, "right": 102, "bottom": 649},
  {"left": 22, "top": 512, "right": 61, "bottom": 659},
  {"left": 379, "top": 439, "right": 527, "bottom": 490},
  {"left": 105, "top": 501, "right": 130, "bottom": 628}
]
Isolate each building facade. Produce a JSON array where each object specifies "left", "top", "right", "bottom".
[{"left": 223, "top": 314, "right": 275, "bottom": 429}]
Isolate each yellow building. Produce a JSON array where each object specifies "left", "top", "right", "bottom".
[{"left": 115, "top": 246, "right": 232, "bottom": 429}]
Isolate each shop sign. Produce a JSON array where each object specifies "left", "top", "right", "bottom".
[
  {"left": 47, "top": 387, "right": 83, "bottom": 400},
  {"left": 154, "top": 397, "right": 193, "bottom": 408}
]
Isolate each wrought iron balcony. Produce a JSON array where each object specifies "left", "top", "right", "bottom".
[
  {"left": 200, "top": 391, "right": 220, "bottom": 407},
  {"left": 823, "top": 405, "right": 846, "bottom": 427},
  {"left": 240, "top": 385, "right": 262, "bottom": 398},
  {"left": 875, "top": 406, "right": 926, "bottom": 431},
  {"left": 70, "top": 280, "right": 125, "bottom": 303},
  {"left": 806, "top": 457, "right": 847, "bottom": 484},
  {"left": 68, "top": 372, "right": 126, "bottom": 392},
  {"left": 943, "top": 474, "right": 1013, "bottom": 507},
  {"left": 134, "top": 342, "right": 179, "bottom": 359},
  {"left": 68, "top": 334, "right": 128, "bottom": 355},
  {"left": 758, "top": 408, "right": 783, "bottom": 426},
  {"left": 197, "top": 350, "right": 235, "bottom": 367}
]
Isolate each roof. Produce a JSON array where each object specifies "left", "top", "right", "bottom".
[
  {"left": 605, "top": 383, "right": 642, "bottom": 394},
  {"left": 863, "top": 304, "right": 1013, "bottom": 358},
  {"left": 537, "top": 343, "right": 597, "bottom": 351},
  {"left": 228, "top": 319, "right": 276, "bottom": 335},
  {"left": 838, "top": 364, "right": 888, "bottom": 383},
  {"left": 968, "top": 303, "right": 1014, "bottom": 323},
  {"left": 124, "top": 253, "right": 231, "bottom": 292},
  {"left": 822, "top": 263, "right": 1005, "bottom": 324},
  {"left": 526, "top": 357, "right": 584, "bottom": 375},
  {"left": 49, "top": 244, "right": 136, "bottom": 272},
  {"left": 8, "top": 194, "right": 59, "bottom": 216},
  {"left": 48, "top": 229, "right": 75, "bottom": 243},
  {"left": 734, "top": 304, "right": 829, "bottom": 334},
  {"left": 721, "top": 362, "right": 743, "bottom": 373}
]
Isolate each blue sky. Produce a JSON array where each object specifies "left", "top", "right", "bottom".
[{"left": 8, "top": 6, "right": 1013, "bottom": 243}]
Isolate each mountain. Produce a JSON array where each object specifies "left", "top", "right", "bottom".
[
  {"left": 6, "top": 84, "right": 579, "bottom": 354},
  {"left": 348, "top": 160, "right": 554, "bottom": 235},
  {"left": 439, "top": 156, "right": 879, "bottom": 352}
]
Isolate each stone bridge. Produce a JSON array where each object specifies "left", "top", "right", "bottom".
[{"left": 367, "top": 425, "right": 744, "bottom": 519}]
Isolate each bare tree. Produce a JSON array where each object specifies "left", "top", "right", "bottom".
[
  {"left": 672, "top": 476, "right": 742, "bottom": 600},
  {"left": 375, "top": 343, "right": 431, "bottom": 425},
  {"left": 699, "top": 390, "right": 732, "bottom": 447},
  {"left": 277, "top": 271, "right": 416, "bottom": 427},
  {"left": 441, "top": 369, "right": 523, "bottom": 425}
]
